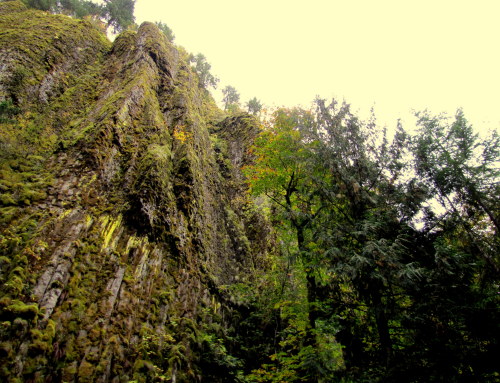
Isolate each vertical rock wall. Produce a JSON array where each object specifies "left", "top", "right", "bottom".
[{"left": 0, "top": 2, "right": 272, "bottom": 381}]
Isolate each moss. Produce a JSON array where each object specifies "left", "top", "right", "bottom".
[
  {"left": 0, "top": 297, "right": 12, "bottom": 307},
  {"left": 19, "top": 188, "right": 46, "bottom": 204},
  {"left": 0, "top": 193, "right": 16, "bottom": 206},
  {"left": 28, "top": 338, "right": 51, "bottom": 355},
  {"left": 133, "top": 359, "right": 156, "bottom": 379},
  {"left": 61, "top": 363, "right": 78, "bottom": 381},
  {"left": 3, "top": 275, "right": 24, "bottom": 295},
  {"left": 0, "top": 207, "right": 18, "bottom": 225},
  {"left": 89, "top": 326, "right": 101, "bottom": 342},
  {"left": 78, "top": 360, "right": 95, "bottom": 381},
  {"left": 0, "top": 256, "right": 11, "bottom": 267},
  {"left": 9, "top": 265, "right": 25, "bottom": 277},
  {"left": 0, "top": 341, "right": 13, "bottom": 359},
  {"left": 14, "top": 254, "right": 28, "bottom": 266},
  {"left": 0, "top": 0, "right": 27, "bottom": 15},
  {"left": 0, "top": 2, "right": 110, "bottom": 105},
  {"left": 1, "top": 300, "right": 39, "bottom": 321},
  {"left": 50, "top": 280, "right": 65, "bottom": 290},
  {"left": 0, "top": 166, "right": 48, "bottom": 207},
  {"left": 0, "top": 320, "right": 12, "bottom": 334},
  {"left": 11, "top": 317, "right": 28, "bottom": 334}
]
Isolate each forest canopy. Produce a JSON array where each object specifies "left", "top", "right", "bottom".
[{"left": 241, "top": 99, "right": 499, "bottom": 382}]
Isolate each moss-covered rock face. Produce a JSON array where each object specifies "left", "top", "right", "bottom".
[
  {"left": 0, "top": 2, "right": 272, "bottom": 382},
  {"left": 0, "top": 0, "right": 110, "bottom": 109}
]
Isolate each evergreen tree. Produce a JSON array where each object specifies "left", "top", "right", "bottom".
[
  {"left": 246, "top": 97, "right": 263, "bottom": 115},
  {"left": 155, "top": 21, "right": 175, "bottom": 42},
  {"left": 222, "top": 85, "right": 240, "bottom": 111},
  {"left": 22, "top": 0, "right": 57, "bottom": 11},
  {"left": 189, "top": 53, "right": 219, "bottom": 89},
  {"left": 412, "top": 109, "right": 499, "bottom": 271},
  {"left": 102, "top": 0, "right": 135, "bottom": 33},
  {"left": 22, "top": 0, "right": 135, "bottom": 33}
]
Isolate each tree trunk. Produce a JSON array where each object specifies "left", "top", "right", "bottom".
[
  {"left": 371, "top": 290, "right": 392, "bottom": 367},
  {"left": 296, "top": 223, "right": 320, "bottom": 382}
]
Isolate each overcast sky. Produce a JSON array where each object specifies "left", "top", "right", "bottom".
[{"left": 135, "top": 0, "right": 500, "bottom": 133}]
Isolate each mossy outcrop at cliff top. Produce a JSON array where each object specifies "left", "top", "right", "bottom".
[{"left": 0, "top": 0, "right": 110, "bottom": 109}]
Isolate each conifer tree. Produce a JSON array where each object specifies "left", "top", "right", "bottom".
[{"left": 222, "top": 85, "right": 240, "bottom": 111}]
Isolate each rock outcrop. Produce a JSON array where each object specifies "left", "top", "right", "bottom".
[{"left": 0, "top": 2, "right": 272, "bottom": 381}]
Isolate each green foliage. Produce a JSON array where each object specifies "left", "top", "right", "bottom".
[
  {"left": 189, "top": 53, "right": 219, "bottom": 89},
  {"left": 60, "top": 0, "right": 102, "bottom": 18},
  {"left": 243, "top": 106, "right": 344, "bottom": 381},
  {"left": 222, "top": 85, "right": 240, "bottom": 111},
  {"left": 245, "top": 100, "right": 500, "bottom": 382},
  {"left": 413, "top": 109, "right": 499, "bottom": 269},
  {"left": 1, "top": 300, "right": 39, "bottom": 321},
  {"left": 102, "top": 0, "right": 135, "bottom": 33},
  {"left": 22, "top": 0, "right": 101, "bottom": 19},
  {"left": 21, "top": 0, "right": 135, "bottom": 33},
  {"left": 246, "top": 97, "right": 263, "bottom": 116},
  {"left": 21, "top": 0, "right": 57, "bottom": 11},
  {"left": 243, "top": 107, "right": 313, "bottom": 198},
  {"left": 155, "top": 21, "right": 175, "bottom": 42}
]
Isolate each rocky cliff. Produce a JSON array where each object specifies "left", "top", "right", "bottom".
[{"left": 0, "top": 2, "right": 273, "bottom": 381}]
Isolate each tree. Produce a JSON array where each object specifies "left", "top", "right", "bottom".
[
  {"left": 188, "top": 53, "right": 219, "bottom": 89},
  {"left": 246, "top": 97, "right": 263, "bottom": 115},
  {"left": 155, "top": 21, "right": 175, "bottom": 42},
  {"left": 308, "top": 99, "right": 426, "bottom": 374},
  {"left": 245, "top": 100, "right": 453, "bottom": 381},
  {"left": 243, "top": 101, "right": 500, "bottom": 382},
  {"left": 412, "top": 109, "right": 499, "bottom": 271},
  {"left": 222, "top": 85, "right": 240, "bottom": 111},
  {"left": 102, "top": 0, "right": 135, "bottom": 33},
  {"left": 59, "top": 0, "right": 102, "bottom": 18},
  {"left": 398, "top": 110, "right": 500, "bottom": 381},
  {"left": 22, "top": 0, "right": 135, "bottom": 33},
  {"left": 244, "top": 107, "right": 332, "bottom": 381},
  {"left": 23, "top": 0, "right": 101, "bottom": 18},
  {"left": 22, "top": 0, "right": 57, "bottom": 11}
]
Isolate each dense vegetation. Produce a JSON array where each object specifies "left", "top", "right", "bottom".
[
  {"left": 240, "top": 101, "right": 499, "bottom": 382},
  {"left": 0, "top": 1, "right": 498, "bottom": 382}
]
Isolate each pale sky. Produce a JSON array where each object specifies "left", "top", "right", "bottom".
[{"left": 135, "top": 0, "right": 500, "bottom": 133}]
